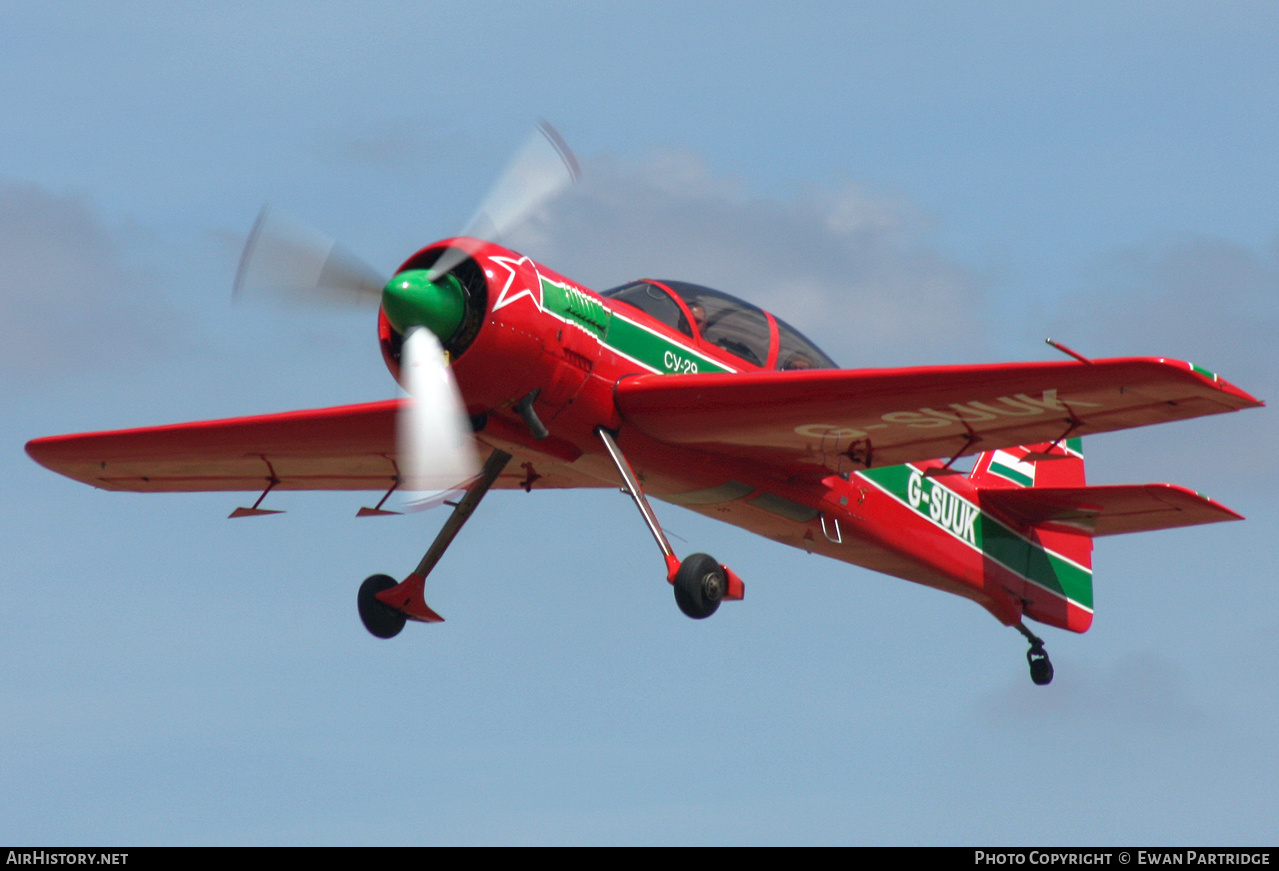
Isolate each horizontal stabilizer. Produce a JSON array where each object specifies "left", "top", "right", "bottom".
[{"left": 979, "top": 484, "right": 1242, "bottom": 537}]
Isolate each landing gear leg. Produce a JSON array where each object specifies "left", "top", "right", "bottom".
[
  {"left": 596, "top": 427, "right": 742, "bottom": 618},
  {"left": 1016, "top": 623, "right": 1054, "bottom": 686},
  {"left": 358, "top": 448, "right": 512, "bottom": 638}
]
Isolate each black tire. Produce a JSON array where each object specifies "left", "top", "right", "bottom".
[
  {"left": 358, "top": 574, "right": 406, "bottom": 639},
  {"left": 673, "top": 580, "right": 698, "bottom": 617},
  {"left": 1028, "top": 651, "right": 1054, "bottom": 686},
  {"left": 673, "top": 553, "right": 725, "bottom": 620}
]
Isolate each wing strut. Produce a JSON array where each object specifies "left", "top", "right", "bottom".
[{"left": 359, "top": 448, "right": 512, "bottom": 635}]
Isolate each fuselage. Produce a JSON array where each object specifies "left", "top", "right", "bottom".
[
  {"left": 380, "top": 238, "right": 1092, "bottom": 632},
  {"left": 24, "top": 224, "right": 1256, "bottom": 660}
]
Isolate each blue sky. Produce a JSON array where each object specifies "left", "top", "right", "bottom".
[{"left": 3, "top": 2, "right": 1276, "bottom": 845}]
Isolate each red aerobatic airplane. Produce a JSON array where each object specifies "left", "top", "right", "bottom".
[{"left": 26, "top": 126, "right": 1263, "bottom": 685}]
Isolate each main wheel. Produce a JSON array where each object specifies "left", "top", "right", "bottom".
[
  {"left": 358, "top": 574, "right": 406, "bottom": 639},
  {"left": 673, "top": 553, "right": 725, "bottom": 620}
]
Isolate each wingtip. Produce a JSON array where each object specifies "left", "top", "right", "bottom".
[
  {"left": 1213, "top": 375, "right": 1264, "bottom": 409},
  {"left": 1165, "top": 357, "right": 1264, "bottom": 409},
  {"left": 24, "top": 435, "right": 59, "bottom": 468}
]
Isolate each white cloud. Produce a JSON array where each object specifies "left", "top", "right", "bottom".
[
  {"left": 506, "top": 150, "right": 987, "bottom": 367},
  {"left": 1051, "top": 235, "right": 1279, "bottom": 387},
  {"left": 314, "top": 120, "right": 459, "bottom": 171},
  {"left": 0, "top": 181, "right": 176, "bottom": 381},
  {"left": 1047, "top": 235, "right": 1277, "bottom": 488}
]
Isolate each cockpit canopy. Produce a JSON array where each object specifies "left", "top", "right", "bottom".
[{"left": 601, "top": 279, "right": 837, "bottom": 370}]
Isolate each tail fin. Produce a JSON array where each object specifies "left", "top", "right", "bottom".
[
  {"left": 970, "top": 437, "right": 1242, "bottom": 634},
  {"left": 970, "top": 439, "right": 1094, "bottom": 633},
  {"left": 969, "top": 437, "right": 1086, "bottom": 490}
]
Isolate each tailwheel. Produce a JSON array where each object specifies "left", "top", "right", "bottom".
[
  {"left": 673, "top": 553, "right": 726, "bottom": 620},
  {"left": 1017, "top": 624, "right": 1054, "bottom": 685},
  {"left": 1027, "top": 643, "right": 1054, "bottom": 685},
  {"left": 358, "top": 574, "right": 406, "bottom": 639}
]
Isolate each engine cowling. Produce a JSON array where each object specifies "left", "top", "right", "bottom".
[{"left": 377, "top": 239, "right": 578, "bottom": 419}]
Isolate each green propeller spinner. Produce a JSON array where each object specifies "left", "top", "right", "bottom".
[{"left": 381, "top": 270, "right": 466, "bottom": 342}]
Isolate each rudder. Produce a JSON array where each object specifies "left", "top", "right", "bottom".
[
  {"left": 969, "top": 437, "right": 1087, "bottom": 490},
  {"left": 970, "top": 438, "right": 1094, "bottom": 633}
]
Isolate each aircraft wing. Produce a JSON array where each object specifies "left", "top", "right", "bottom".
[
  {"left": 614, "top": 357, "right": 1262, "bottom": 476},
  {"left": 25, "top": 400, "right": 601, "bottom": 494},
  {"left": 978, "top": 484, "right": 1243, "bottom": 537}
]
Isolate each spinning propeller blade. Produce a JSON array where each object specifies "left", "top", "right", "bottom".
[
  {"left": 396, "top": 327, "right": 480, "bottom": 502},
  {"left": 233, "top": 123, "right": 577, "bottom": 304},
  {"left": 427, "top": 120, "right": 580, "bottom": 279},
  {"left": 231, "top": 123, "right": 577, "bottom": 509},
  {"left": 233, "top": 205, "right": 386, "bottom": 306}
]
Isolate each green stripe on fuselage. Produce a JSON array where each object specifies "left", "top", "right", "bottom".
[
  {"left": 540, "top": 277, "right": 609, "bottom": 339},
  {"left": 604, "top": 313, "right": 734, "bottom": 375},
  {"left": 859, "top": 464, "right": 1093, "bottom": 609},
  {"left": 537, "top": 277, "right": 734, "bottom": 375}
]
